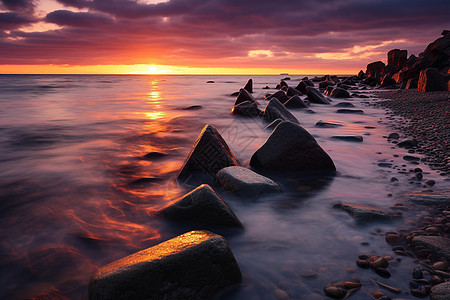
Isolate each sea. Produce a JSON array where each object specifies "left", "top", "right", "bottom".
[{"left": 0, "top": 74, "right": 448, "bottom": 299}]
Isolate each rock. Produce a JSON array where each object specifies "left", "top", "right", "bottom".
[
  {"left": 215, "top": 166, "right": 281, "bottom": 198},
  {"left": 284, "top": 95, "right": 308, "bottom": 108},
  {"left": 405, "top": 78, "right": 418, "bottom": 89},
  {"left": 324, "top": 286, "right": 346, "bottom": 299},
  {"left": 386, "top": 49, "right": 408, "bottom": 75},
  {"left": 425, "top": 179, "right": 436, "bottom": 186},
  {"left": 268, "top": 90, "right": 289, "bottom": 104},
  {"left": 235, "top": 88, "right": 256, "bottom": 106},
  {"left": 244, "top": 78, "right": 253, "bottom": 93},
  {"left": 418, "top": 68, "right": 447, "bottom": 92},
  {"left": 319, "top": 80, "right": 334, "bottom": 89},
  {"left": 357, "top": 260, "right": 370, "bottom": 269},
  {"left": 159, "top": 184, "right": 242, "bottom": 228},
  {"left": 232, "top": 100, "right": 261, "bottom": 117},
  {"left": 385, "top": 233, "right": 403, "bottom": 244},
  {"left": 287, "top": 86, "right": 302, "bottom": 97},
  {"left": 324, "top": 85, "right": 334, "bottom": 96},
  {"left": 177, "top": 105, "right": 203, "bottom": 110},
  {"left": 336, "top": 109, "right": 364, "bottom": 114},
  {"left": 315, "top": 121, "right": 342, "bottom": 128},
  {"left": 403, "top": 155, "right": 420, "bottom": 161},
  {"left": 366, "top": 61, "right": 385, "bottom": 78},
  {"left": 306, "top": 86, "right": 330, "bottom": 104},
  {"left": 89, "top": 230, "right": 242, "bottom": 300},
  {"left": 397, "top": 139, "right": 418, "bottom": 148},
  {"left": 334, "top": 202, "right": 401, "bottom": 221},
  {"left": 407, "top": 192, "right": 450, "bottom": 206},
  {"left": 250, "top": 121, "right": 336, "bottom": 175},
  {"left": 371, "top": 257, "right": 389, "bottom": 269},
  {"left": 263, "top": 98, "right": 300, "bottom": 124},
  {"left": 380, "top": 75, "right": 397, "bottom": 87},
  {"left": 295, "top": 79, "right": 314, "bottom": 94},
  {"left": 262, "top": 86, "right": 270, "bottom": 89},
  {"left": 330, "top": 87, "right": 351, "bottom": 98},
  {"left": 430, "top": 282, "right": 450, "bottom": 300},
  {"left": 265, "top": 118, "right": 284, "bottom": 130},
  {"left": 331, "top": 136, "right": 363, "bottom": 142},
  {"left": 328, "top": 75, "right": 340, "bottom": 84},
  {"left": 279, "top": 80, "right": 289, "bottom": 89},
  {"left": 334, "top": 102, "right": 354, "bottom": 108},
  {"left": 432, "top": 261, "right": 449, "bottom": 271},
  {"left": 374, "top": 268, "right": 391, "bottom": 278},
  {"left": 357, "top": 70, "right": 365, "bottom": 79},
  {"left": 206, "top": 80, "right": 215, "bottom": 83},
  {"left": 412, "top": 236, "right": 450, "bottom": 260},
  {"left": 387, "top": 133, "right": 400, "bottom": 139},
  {"left": 177, "top": 125, "right": 239, "bottom": 186}
]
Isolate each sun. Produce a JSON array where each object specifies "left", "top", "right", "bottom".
[{"left": 148, "top": 65, "right": 158, "bottom": 73}]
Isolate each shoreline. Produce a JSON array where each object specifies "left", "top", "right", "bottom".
[{"left": 373, "top": 90, "right": 450, "bottom": 176}]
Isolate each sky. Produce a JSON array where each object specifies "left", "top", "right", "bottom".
[{"left": 0, "top": 0, "right": 449, "bottom": 74}]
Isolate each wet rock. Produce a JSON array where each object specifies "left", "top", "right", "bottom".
[
  {"left": 263, "top": 98, "right": 300, "bottom": 124},
  {"left": 418, "top": 68, "right": 447, "bottom": 92},
  {"left": 397, "top": 139, "right": 418, "bottom": 148},
  {"left": 331, "top": 136, "right": 363, "bottom": 142},
  {"left": 411, "top": 286, "right": 428, "bottom": 298},
  {"left": 432, "top": 261, "right": 448, "bottom": 271},
  {"left": 250, "top": 121, "right": 336, "bottom": 175},
  {"left": 405, "top": 78, "right": 418, "bottom": 89},
  {"left": 334, "top": 102, "right": 355, "bottom": 108},
  {"left": 284, "top": 95, "right": 308, "bottom": 108},
  {"left": 206, "top": 80, "right": 215, "bottom": 83},
  {"left": 215, "top": 166, "right": 281, "bottom": 198},
  {"left": 159, "top": 184, "right": 242, "bottom": 228},
  {"left": 295, "top": 79, "right": 314, "bottom": 94},
  {"left": 235, "top": 88, "right": 256, "bottom": 105},
  {"left": 430, "top": 282, "right": 450, "bottom": 300},
  {"left": 270, "top": 90, "right": 290, "bottom": 104},
  {"left": 356, "top": 260, "right": 370, "bottom": 269},
  {"left": 374, "top": 268, "right": 391, "bottom": 278},
  {"left": 273, "top": 289, "right": 290, "bottom": 300},
  {"left": 371, "top": 257, "right": 389, "bottom": 269},
  {"left": 407, "top": 192, "right": 450, "bottom": 206},
  {"left": 177, "top": 124, "right": 239, "bottom": 186},
  {"left": 336, "top": 109, "right": 364, "bottom": 114},
  {"left": 319, "top": 80, "right": 335, "bottom": 89},
  {"left": 387, "top": 133, "right": 400, "bottom": 139},
  {"left": 334, "top": 202, "right": 401, "bottom": 221},
  {"left": 315, "top": 121, "right": 342, "bottom": 128},
  {"left": 412, "top": 236, "right": 450, "bottom": 260},
  {"left": 265, "top": 118, "right": 284, "bottom": 130},
  {"left": 262, "top": 86, "right": 270, "bottom": 89},
  {"left": 244, "top": 78, "right": 253, "bottom": 93},
  {"left": 380, "top": 75, "right": 397, "bottom": 87},
  {"left": 425, "top": 179, "right": 436, "bottom": 186},
  {"left": 287, "top": 86, "right": 302, "bottom": 97},
  {"left": 177, "top": 105, "right": 203, "bottom": 110},
  {"left": 232, "top": 100, "right": 261, "bottom": 117},
  {"left": 413, "top": 268, "right": 424, "bottom": 279},
  {"left": 306, "top": 86, "right": 330, "bottom": 104},
  {"left": 385, "top": 233, "right": 403, "bottom": 244},
  {"left": 366, "top": 61, "right": 385, "bottom": 78},
  {"left": 89, "top": 230, "right": 242, "bottom": 300},
  {"left": 330, "top": 87, "right": 351, "bottom": 98},
  {"left": 403, "top": 155, "right": 420, "bottom": 161}
]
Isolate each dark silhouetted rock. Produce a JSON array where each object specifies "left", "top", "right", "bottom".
[
  {"left": 328, "top": 75, "right": 340, "bottom": 84},
  {"left": 206, "top": 81, "right": 215, "bottom": 83},
  {"left": 418, "top": 68, "right": 447, "bottom": 92},
  {"left": 380, "top": 75, "right": 397, "bottom": 87},
  {"left": 324, "top": 85, "right": 334, "bottom": 96},
  {"left": 244, "top": 79, "right": 253, "bottom": 93},
  {"left": 366, "top": 61, "right": 386, "bottom": 78},
  {"left": 216, "top": 166, "right": 281, "bottom": 197},
  {"left": 405, "top": 78, "right": 418, "bottom": 89},
  {"left": 315, "top": 121, "right": 342, "bottom": 128},
  {"left": 232, "top": 101, "right": 261, "bottom": 117},
  {"left": 357, "top": 70, "right": 365, "bottom": 79},
  {"left": 265, "top": 118, "right": 283, "bottom": 130},
  {"left": 334, "top": 102, "right": 354, "bottom": 107},
  {"left": 177, "top": 105, "right": 203, "bottom": 110},
  {"left": 177, "top": 125, "right": 239, "bottom": 186},
  {"left": 397, "top": 139, "right": 418, "bottom": 148},
  {"left": 286, "top": 86, "right": 302, "bottom": 97},
  {"left": 331, "top": 136, "right": 363, "bottom": 142},
  {"left": 279, "top": 80, "right": 288, "bottom": 89},
  {"left": 334, "top": 202, "right": 401, "bottom": 221},
  {"left": 269, "top": 90, "right": 289, "bottom": 104},
  {"left": 386, "top": 49, "right": 407, "bottom": 75},
  {"left": 336, "top": 109, "right": 364, "bottom": 114},
  {"left": 295, "top": 80, "right": 314, "bottom": 94},
  {"left": 284, "top": 95, "right": 308, "bottom": 108},
  {"left": 363, "top": 77, "right": 379, "bottom": 86},
  {"left": 250, "top": 121, "right": 336, "bottom": 175},
  {"left": 89, "top": 230, "right": 242, "bottom": 300},
  {"left": 407, "top": 54, "right": 418, "bottom": 68},
  {"left": 319, "top": 80, "right": 334, "bottom": 89},
  {"left": 159, "top": 184, "right": 242, "bottom": 228},
  {"left": 263, "top": 98, "right": 299, "bottom": 124},
  {"left": 306, "top": 86, "right": 330, "bottom": 104},
  {"left": 330, "top": 87, "right": 351, "bottom": 98},
  {"left": 235, "top": 88, "right": 256, "bottom": 106},
  {"left": 262, "top": 86, "right": 270, "bottom": 89}
]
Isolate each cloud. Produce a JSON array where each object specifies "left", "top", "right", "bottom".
[{"left": 45, "top": 10, "right": 114, "bottom": 28}]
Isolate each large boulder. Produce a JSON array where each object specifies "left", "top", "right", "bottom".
[
  {"left": 306, "top": 86, "right": 330, "bottom": 104},
  {"left": 319, "top": 80, "right": 335, "bottom": 89},
  {"left": 286, "top": 86, "right": 302, "bottom": 97},
  {"left": 334, "top": 203, "right": 401, "bottom": 221},
  {"left": 269, "top": 90, "right": 289, "bottom": 104},
  {"left": 159, "top": 184, "right": 242, "bottom": 228},
  {"left": 418, "top": 68, "right": 447, "bottom": 92},
  {"left": 89, "top": 230, "right": 242, "bottom": 300},
  {"left": 232, "top": 100, "right": 261, "bottom": 117},
  {"left": 430, "top": 282, "right": 450, "bottom": 300},
  {"left": 412, "top": 236, "right": 450, "bottom": 260},
  {"left": 263, "top": 98, "right": 299, "bottom": 124},
  {"left": 380, "top": 75, "right": 397, "bottom": 87},
  {"left": 330, "top": 87, "right": 350, "bottom": 98},
  {"left": 357, "top": 70, "right": 365, "bottom": 79},
  {"left": 386, "top": 49, "right": 407, "bottom": 75},
  {"left": 177, "top": 125, "right": 239, "bottom": 186},
  {"left": 284, "top": 95, "right": 308, "bottom": 108},
  {"left": 250, "top": 121, "right": 336, "bottom": 175},
  {"left": 366, "top": 61, "right": 385, "bottom": 78},
  {"left": 215, "top": 166, "right": 281, "bottom": 197},
  {"left": 244, "top": 78, "right": 253, "bottom": 93},
  {"left": 295, "top": 79, "right": 314, "bottom": 94},
  {"left": 235, "top": 88, "right": 256, "bottom": 106},
  {"left": 405, "top": 78, "right": 418, "bottom": 89}
]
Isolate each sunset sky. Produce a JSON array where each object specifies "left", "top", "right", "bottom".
[{"left": 1, "top": 0, "right": 449, "bottom": 74}]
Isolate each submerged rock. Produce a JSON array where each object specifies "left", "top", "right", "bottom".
[
  {"left": 159, "top": 184, "right": 242, "bottom": 228},
  {"left": 177, "top": 125, "right": 239, "bottom": 186},
  {"left": 284, "top": 95, "right": 308, "bottom": 108},
  {"left": 295, "top": 79, "right": 314, "bottom": 94},
  {"left": 331, "top": 136, "right": 364, "bottom": 142},
  {"left": 89, "top": 230, "right": 242, "bottom": 300},
  {"left": 269, "top": 90, "right": 290, "bottom": 104},
  {"left": 315, "top": 121, "right": 342, "bottom": 128},
  {"left": 235, "top": 88, "right": 256, "bottom": 105},
  {"left": 334, "top": 202, "right": 401, "bottom": 221},
  {"left": 263, "top": 98, "right": 299, "bottom": 124},
  {"left": 216, "top": 166, "right": 282, "bottom": 198},
  {"left": 330, "top": 87, "right": 351, "bottom": 98},
  {"left": 244, "top": 78, "right": 253, "bottom": 93},
  {"left": 306, "top": 86, "right": 330, "bottom": 104},
  {"left": 250, "top": 121, "right": 336, "bottom": 175},
  {"left": 286, "top": 86, "right": 302, "bottom": 97},
  {"left": 406, "top": 192, "right": 450, "bottom": 205},
  {"left": 336, "top": 109, "right": 364, "bottom": 114},
  {"left": 334, "top": 102, "right": 355, "bottom": 108},
  {"left": 232, "top": 100, "right": 261, "bottom": 117}
]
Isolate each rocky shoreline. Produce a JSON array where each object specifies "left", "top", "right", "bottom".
[{"left": 373, "top": 90, "right": 450, "bottom": 175}]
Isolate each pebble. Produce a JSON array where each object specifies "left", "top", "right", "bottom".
[
  {"left": 371, "top": 257, "right": 389, "bottom": 269},
  {"left": 433, "top": 261, "right": 448, "bottom": 271},
  {"left": 374, "top": 268, "right": 391, "bottom": 278},
  {"left": 323, "top": 286, "right": 346, "bottom": 299},
  {"left": 356, "top": 259, "right": 370, "bottom": 269},
  {"left": 413, "top": 267, "right": 424, "bottom": 279},
  {"left": 273, "top": 289, "right": 290, "bottom": 300},
  {"left": 385, "top": 233, "right": 403, "bottom": 244},
  {"left": 425, "top": 179, "right": 436, "bottom": 186}
]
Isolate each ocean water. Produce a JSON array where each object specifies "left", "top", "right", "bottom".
[{"left": 0, "top": 74, "right": 447, "bottom": 299}]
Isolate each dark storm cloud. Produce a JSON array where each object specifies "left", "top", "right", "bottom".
[
  {"left": 1, "top": 0, "right": 449, "bottom": 66},
  {"left": 0, "top": 12, "right": 35, "bottom": 30}
]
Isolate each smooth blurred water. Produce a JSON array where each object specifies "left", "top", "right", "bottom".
[{"left": 0, "top": 74, "right": 447, "bottom": 299}]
